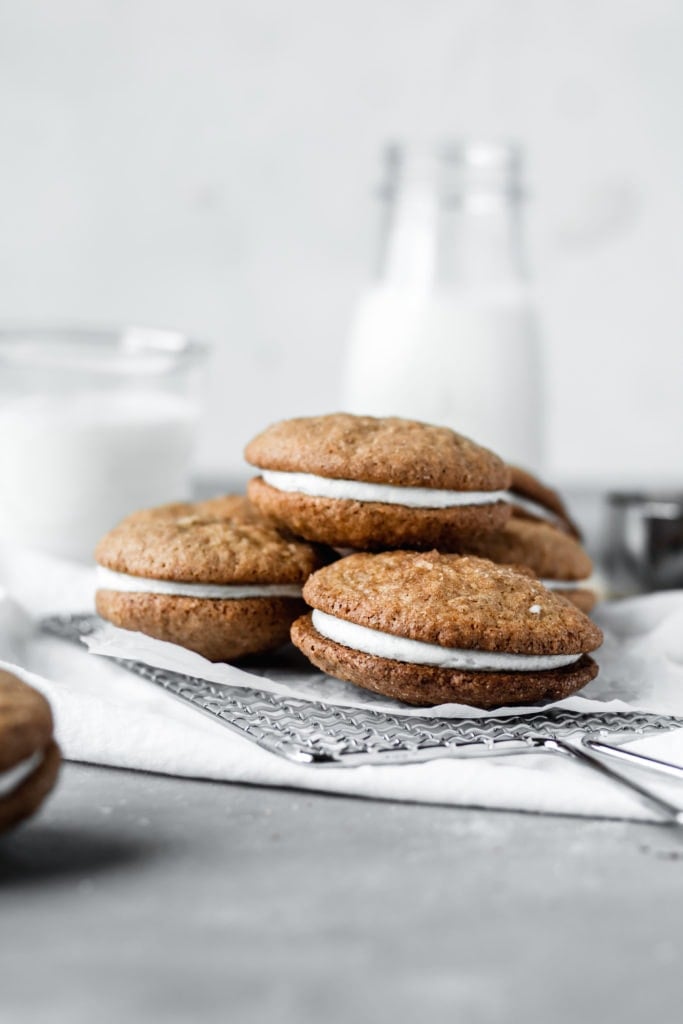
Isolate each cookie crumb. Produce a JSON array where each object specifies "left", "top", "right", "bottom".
[{"left": 176, "top": 515, "right": 202, "bottom": 528}]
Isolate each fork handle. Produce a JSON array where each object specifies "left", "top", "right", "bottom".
[
  {"left": 582, "top": 737, "right": 683, "bottom": 783},
  {"left": 539, "top": 736, "right": 683, "bottom": 824}
]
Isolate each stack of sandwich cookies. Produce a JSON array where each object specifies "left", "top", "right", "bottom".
[
  {"left": 95, "top": 496, "right": 330, "bottom": 661},
  {"left": 508, "top": 466, "right": 581, "bottom": 538},
  {"left": 246, "top": 414, "right": 512, "bottom": 550},
  {"left": 291, "top": 551, "right": 603, "bottom": 708},
  {"left": 451, "top": 518, "right": 597, "bottom": 613},
  {"left": 0, "top": 671, "right": 60, "bottom": 832}
]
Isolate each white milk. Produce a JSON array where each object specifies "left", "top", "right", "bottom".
[
  {"left": 342, "top": 285, "right": 543, "bottom": 468},
  {"left": 0, "top": 391, "right": 198, "bottom": 561}
]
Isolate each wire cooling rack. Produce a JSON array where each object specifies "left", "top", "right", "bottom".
[{"left": 41, "top": 613, "right": 683, "bottom": 768}]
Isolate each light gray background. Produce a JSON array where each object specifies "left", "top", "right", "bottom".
[{"left": 1, "top": 0, "right": 681, "bottom": 485}]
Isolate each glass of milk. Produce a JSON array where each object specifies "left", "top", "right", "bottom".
[{"left": 0, "top": 326, "right": 208, "bottom": 561}]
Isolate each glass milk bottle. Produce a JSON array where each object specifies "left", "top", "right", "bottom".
[{"left": 342, "top": 141, "right": 544, "bottom": 469}]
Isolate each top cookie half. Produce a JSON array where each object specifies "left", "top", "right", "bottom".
[
  {"left": 95, "top": 495, "right": 329, "bottom": 584},
  {"left": 302, "top": 551, "right": 602, "bottom": 656},
  {"left": 245, "top": 414, "right": 512, "bottom": 549}
]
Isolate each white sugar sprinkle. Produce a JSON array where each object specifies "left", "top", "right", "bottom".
[{"left": 529, "top": 604, "right": 542, "bottom": 614}]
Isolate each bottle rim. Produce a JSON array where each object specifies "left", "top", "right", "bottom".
[
  {"left": 379, "top": 139, "right": 525, "bottom": 201},
  {"left": 0, "top": 324, "right": 210, "bottom": 377}
]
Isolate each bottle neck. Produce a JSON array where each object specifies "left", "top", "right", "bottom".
[
  {"left": 438, "top": 196, "right": 528, "bottom": 289},
  {"left": 377, "top": 176, "right": 439, "bottom": 292},
  {"left": 375, "top": 143, "right": 528, "bottom": 293}
]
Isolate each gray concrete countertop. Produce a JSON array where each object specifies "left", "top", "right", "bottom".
[{"left": 2, "top": 763, "right": 683, "bottom": 1024}]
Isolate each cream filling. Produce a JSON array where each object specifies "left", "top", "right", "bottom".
[
  {"left": 542, "top": 577, "right": 592, "bottom": 591},
  {"left": 0, "top": 751, "right": 43, "bottom": 799},
  {"left": 508, "top": 493, "right": 567, "bottom": 529},
  {"left": 261, "top": 470, "right": 507, "bottom": 509},
  {"left": 96, "top": 566, "right": 303, "bottom": 600},
  {"left": 311, "top": 609, "right": 582, "bottom": 672}
]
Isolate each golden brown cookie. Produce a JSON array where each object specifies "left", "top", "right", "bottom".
[
  {"left": 448, "top": 518, "right": 597, "bottom": 613},
  {"left": 558, "top": 589, "right": 597, "bottom": 614},
  {"left": 292, "top": 551, "right": 602, "bottom": 708},
  {"left": 509, "top": 466, "right": 581, "bottom": 538},
  {"left": 0, "top": 671, "right": 60, "bottom": 832},
  {"left": 96, "top": 495, "right": 324, "bottom": 584},
  {"left": 247, "top": 478, "right": 508, "bottom": 551},
  {"left": 96, "top": 593, "right": 306, "bottom": 663},
  {"left": 95, "top": 495, "right": 332, "bottom": 661},
  {"left": 245, "top": 414, "right": 511, "bottom": 549},
  {"left": 293, "top": 619, "right": 598, "bottom": 708}
]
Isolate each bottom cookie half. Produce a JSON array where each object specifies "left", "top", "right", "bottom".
[
  {"left": 248, "top": 477, "right": 510, "bottom": 550},
  {"left": 97, "top": 591, "right": 307, "bottom": 661},
  {"left": 291, "top": 614, "right": 598, "bottom": 709},
  {"left": 0, "top": 741, "right": 61, "bottom": 833}
]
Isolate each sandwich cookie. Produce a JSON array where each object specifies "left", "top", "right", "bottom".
[
  {"left": 246, "top": 414, "right": 511, "bottom": 550},
  {"left": 95, "top": 495, "right": 331, "bottom": 661},
  {"left": 508, "top": 466, "right": 581, "bottom": 538},
  {"left": 291, "top": 551, "right": 603, "bottom": 708},
  {"left": 451, "top": 518, "right": 597, "bottom": 613},
  {"left": 0, "top": 671, "right": 60, "bottom": 833}
]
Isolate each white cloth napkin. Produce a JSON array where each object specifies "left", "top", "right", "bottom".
[{"left": 2, "top": 541, "right": 683, "bottom": 823}]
